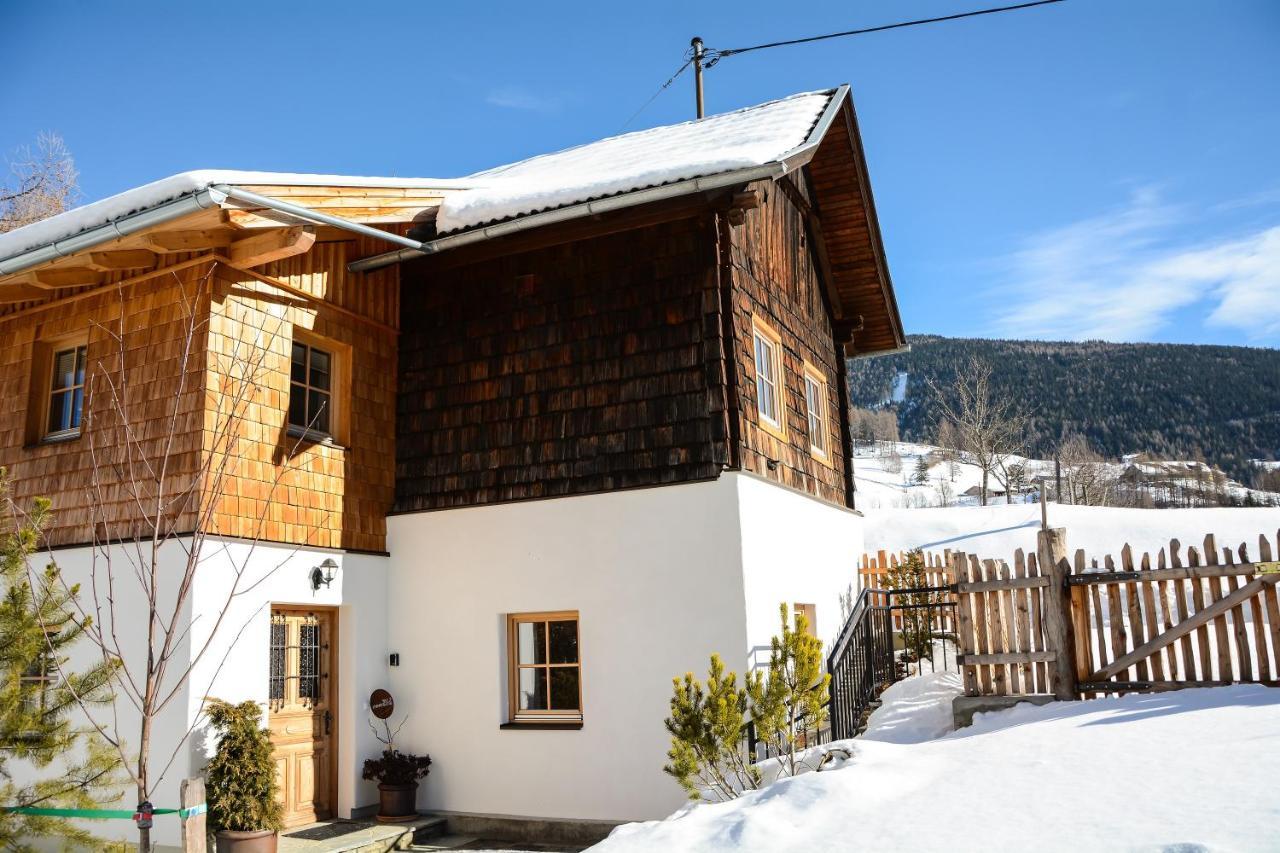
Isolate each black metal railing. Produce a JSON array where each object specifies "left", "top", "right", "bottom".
[
  {"left": 826, "top": 586, "right": 958, "bottom": 740},
  {"left": 742, "top": 702, "right": 831, "bottom": 763}
]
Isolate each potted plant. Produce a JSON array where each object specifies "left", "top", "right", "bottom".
[
  {"left": 205, "top": 699, "right": 283, "bottom": 852},
  {"left": 362, "top": 747, "right": 432, "bottom": 822}
]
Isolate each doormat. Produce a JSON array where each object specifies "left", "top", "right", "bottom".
[{"left": 284, "top": 820, "right": 376, "bottom": 841}]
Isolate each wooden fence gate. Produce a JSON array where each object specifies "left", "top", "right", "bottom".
[{"left": 952, "top": 528, "right": 1280, "bottom": 699}]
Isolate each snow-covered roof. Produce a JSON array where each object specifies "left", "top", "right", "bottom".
[
  {"left": 434, "top": 89, "right": 837, "bottom": 234},
  {"left": 0, "top": 170, "right": 471, "bottom": 262}
]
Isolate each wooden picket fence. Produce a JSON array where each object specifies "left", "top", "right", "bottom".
[
  {"left": 858, "top": 549, "right": 955, "bottom": 633},
  {"left": 952, "top": 529, "right": 1280, "bottom": 699}
]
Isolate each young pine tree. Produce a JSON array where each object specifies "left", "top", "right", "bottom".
[
  {"left": 663, "top": 654, "right": 761, "bottom": 802},
  {"left": 0, "top": 470, "right": 121, "bottom": 848},
  {"left": 913, "top": 456, "right": 930, "bottom": 485},
  {"left": 748, "top": 604, "right": 831, "bottom": 778}
]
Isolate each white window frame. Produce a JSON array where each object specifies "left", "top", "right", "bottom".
[
  {"left": 752, "top": 317, "right": 786, "bottom": 439},
  {"left": 803, "top": 362, "right": 830, "bottom": 461}
]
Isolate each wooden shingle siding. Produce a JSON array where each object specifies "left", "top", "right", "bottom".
[
  {"left": 0, "top": 234, "right": 398, "bottom": 552},
  {"left": 206, "top": 236, "right": 397, "bottom": 552},
  {"left": 395, "top": 215, "right": 726, "bottom": 512},
  {"left": 726, "top": 179, "right": 850, "bottom": 507},
  {"left": 0, "top": 261, "right": 212, "bottom": 545}
]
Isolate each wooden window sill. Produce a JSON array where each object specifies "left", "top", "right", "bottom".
[
  {"left": 285, "top": 426, "right": 348, "bottom": 450},
  {"left": 500, "top": 721, "right": 583, "bottom": 731},
  {"left": 28, "top": 431, "right": 82, "bottom": 449}
]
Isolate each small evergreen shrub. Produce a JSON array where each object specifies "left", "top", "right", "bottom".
[
  {"left": 205, "top": 699, "right": 283, "bottom": 833},
  {"left": 362, "top": 749, "right": 431, "bottom": 786},
  {"left": 664, "top": 605, "right": 832, "bottom": 801}
]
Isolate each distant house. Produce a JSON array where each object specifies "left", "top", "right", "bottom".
[{"left": 0, "top": 86, "right": 903, "bottom": 844}]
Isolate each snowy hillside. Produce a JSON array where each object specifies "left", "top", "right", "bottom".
[
  {"left": 853, "top": 441, "right": 1278, "bottom": 511},
  {"left": 593, "top": 678, "right": 1280, "bottom": 852},
  {"left": 864, "top": 502, "right": 1280, "bottom": 560}
]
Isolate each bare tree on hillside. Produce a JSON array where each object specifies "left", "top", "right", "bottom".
[
  {"left": 28, "top": 266, "right": 327, "bottom": 851},
  {"left": 928, "top": 358, "right": 1030, "bottom": 506},
  {"left": 1058, "top": 433, "right": 1118, "bottom": 506},
  {"left": 935, "top": 420, "right": 961, "bottom": 482},
  {"left": 1, "top": 132, "right": 78, "bottom": 233}
]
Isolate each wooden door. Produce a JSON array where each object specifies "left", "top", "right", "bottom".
[{"left": 268, "top": 608, "right": 336, "bottom": 828}]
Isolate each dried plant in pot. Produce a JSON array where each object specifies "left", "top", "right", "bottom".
[
  {"left": 206, "top": 699, "right": 284, "bottom": 852},
  {"left": 363, "top": 717, "right": 431, "bottom": 822}
]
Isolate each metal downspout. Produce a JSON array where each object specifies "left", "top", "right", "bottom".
[{"left": 211, "top": 185, "right": 430, "bottom": 252}]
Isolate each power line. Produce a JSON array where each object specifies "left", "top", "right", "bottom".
[
  {"left": 619, "top": 55, "right": 695, "bottom": 132},
  {"left": 703, "top": 0, "right": 1066, "bottom": 67}
]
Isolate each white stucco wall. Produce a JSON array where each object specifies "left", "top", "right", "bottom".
[
  {"left": 385, "top": 476, "right": 750, "bottom": 823},
  {"left": 20, "top": 538, "right": 388, "bottom": 849},
  {"left": 384, "top": 472, "right": 865, "bottom": 824},
  {"left": 735, "top": 472, "right": 865, "bottom": 671}
]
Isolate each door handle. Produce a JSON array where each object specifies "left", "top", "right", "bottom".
[{"left": 324, "top": 710, "right": 332, "bottom": 735}]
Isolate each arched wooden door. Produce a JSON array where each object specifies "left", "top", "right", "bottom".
[{"left": 268, "top": 608, "right": 337, "bottom": 828}]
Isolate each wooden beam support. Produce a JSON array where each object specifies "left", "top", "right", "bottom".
[
  {"left": 87, "top": 249, "right": 158, "bottom": 271},
  {"left": 0, "top": 283, "right": 55, "bottom": 303},
  {"left": 17, "top": 267, "right": 104, "bottom": 289},
  {"left": 146, "top": 228, "right": 236, "bottom": 253},
  {"left": 227, "top": 225, "right": 316, "bottom": 268}
]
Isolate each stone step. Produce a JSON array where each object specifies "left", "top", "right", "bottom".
[{"left": 279, "top": 816, "right": 448, "bottom": 853}]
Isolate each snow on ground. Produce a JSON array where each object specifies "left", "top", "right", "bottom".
[
  {"left": 863, "top": 501, "right": 1280, "bottom": 561},
  {"left": 593, "top": 679, "right": 1280, "bottom": 853}
]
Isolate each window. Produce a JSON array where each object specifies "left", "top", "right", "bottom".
[
  {"left": 752, "top": 318, "right": 786, "bottom": 439},
  {"left": 288, "top": 339, "right": 334, "bottom": 439},
  {"left": 45, "top": 344, "right": 86, "bottom": 440},
  {"left": 793, "top": 603, "right": 818, "bottom": 639},
  {"left": 507, "top": 612, "right": 581, "bottom": 724},
  {"left": 803, "top": 363, "right": 830, "bottom": 460}
]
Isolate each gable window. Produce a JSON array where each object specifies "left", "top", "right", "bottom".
[
  {"left": 289, "top": 340, "right": 334, "bottom": 439},
  {"left": 803, "top": 363, "right": 829, "bottom": 460},
  {"left": 506, "top": 611, "right": 582, "bottom": 725},
  {"left": 752, "top": 317, "right": 786, "bottom": 439},
  {"left": 44, "top": 344, "right": 87, "bottom": 440}
]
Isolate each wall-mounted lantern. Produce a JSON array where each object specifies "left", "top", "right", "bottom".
[{"left": 310, "top": 557, "right": 338, "bottom": 592}]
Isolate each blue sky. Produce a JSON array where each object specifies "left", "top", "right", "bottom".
[{"left": 3, "top": 0, "right": 1277, "bottom": 346}]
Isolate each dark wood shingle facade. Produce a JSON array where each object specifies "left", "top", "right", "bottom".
[{"left": 394, "top": 172, "right": 859, "bottom": 514}]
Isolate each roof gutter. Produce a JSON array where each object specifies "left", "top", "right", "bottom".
[
  {"left": 212, "top": 185, "right": 430, "bottom": 253},
  {"left": 0, "top": 187, "right": 227, "bottom": 276},
  {"left": 346, "top": 163, "right": 786, "bottom": 273}
]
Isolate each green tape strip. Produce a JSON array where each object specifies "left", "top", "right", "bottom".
[{"left": 3, "top": 804, "right": 206, "bottom": 820}]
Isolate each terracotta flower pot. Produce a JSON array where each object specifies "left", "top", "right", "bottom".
[
  {"left": 215, "top": 828, "right": 278, "bottom": 853},
  {"left": 377, "top": 781, "right": 419, "bottom": 822}
]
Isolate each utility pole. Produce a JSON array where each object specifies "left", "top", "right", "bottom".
[{"left": 691, "top": 36, "right": 706, "bottom": 118}]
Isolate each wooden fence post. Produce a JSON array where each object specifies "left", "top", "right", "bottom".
[
  {"left": 181, "top": 776, "right": 206, "bottom": 853},
  {"left": 1037, "top": 528, "right": 1079, "bottom": 700}
]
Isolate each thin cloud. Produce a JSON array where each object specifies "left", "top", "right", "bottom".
[
  {"left": 988, "top": 190, "right": 1280, "bottom": 343},
  {"left": 485, "top": 86, "right": 565, "bottom": 114}
]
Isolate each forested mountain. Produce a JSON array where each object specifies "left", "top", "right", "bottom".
[{"left": 846, "top": 336, "right": 1280, "bottom": 483}]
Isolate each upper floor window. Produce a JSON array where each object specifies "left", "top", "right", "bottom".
[
  {"left": 803, "top": 363, "right": 829, "bottom": 459},
  {"left": 752, "top": 317, "right": 785, "bottom": 439},
  {"left": 507, "top": 611, "right": 582, "bottom": 724},
  {"left": 289, "top": 340, "right": 333, "bottom": 439},
  {"left": 45, "top": 343, "right": 87, "bottom": 441}
]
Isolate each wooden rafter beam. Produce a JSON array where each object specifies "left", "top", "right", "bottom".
[
  {"left": 0, "top": 283, "right": 55, "bottom": 303},
  {"left": 16, "top": 268, "right": 105, "bottom": 289},
  {"left": 226, "top": 225, "right": 316, "bottom": 268},
  {"left": 146, "top": 228, "right": 236, "bottom": 253},
  {"left": 87, "top": 249, "right": 158, "bottom": 271}
]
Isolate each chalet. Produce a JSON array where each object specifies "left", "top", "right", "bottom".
[{"left": 0, "top": 86, "right": 903, "bottom": 847}]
